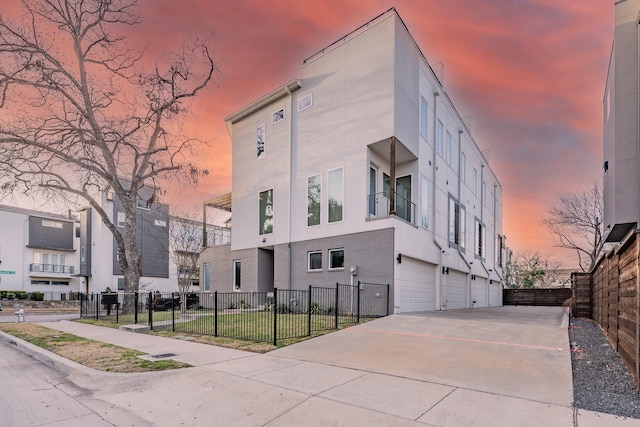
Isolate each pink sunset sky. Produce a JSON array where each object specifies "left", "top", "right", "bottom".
[{"left": 4, "top": 0, "right": 615, "bottom": 267}]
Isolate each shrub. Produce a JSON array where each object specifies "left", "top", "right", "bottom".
[
  {"left": 227, "top": 299, "right": 251, "bottom": 309},
  {"left": 31, "top": 292, "right": 45, "bottom": 301},
  {"left": 307, "top": 302, "right": 325, "bottom": 314},
  {"left": 17, "top": 292, "right": 28, "bottom": 300},
  {"left": 0, "top": 290, "right": 6, "bottom": 299},
  {"left": 6, "top": 293, "right": 15, "bottom": 300}
]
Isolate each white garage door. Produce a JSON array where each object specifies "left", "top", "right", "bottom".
[
  {"left": 398, "top": 257, "right": 437, "bottom": 312},
  {"left": 443, "top": 270, "right": 467, "bottom": 309},
  {"left": 489, "top": 281, "right": 503, "bottom": 307},
  {"left": 471, "top": 278, "right": 487, "bottom": 308}
]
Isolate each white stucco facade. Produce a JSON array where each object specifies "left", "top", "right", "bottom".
[{"left": 218, "top": 8, "right": 504, "bottom": 312}]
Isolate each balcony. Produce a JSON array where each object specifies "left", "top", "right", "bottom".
[
  {"left": 29, "top": 263, "right": 74, "bottom": 276},
  {"left": 368, "top": 191, "right": 416, "bottom": 225},
  {"left": 204, "top": 225, "right": 231, "bottom": 247}
]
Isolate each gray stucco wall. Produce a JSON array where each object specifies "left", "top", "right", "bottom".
[
  {"left": 28, "top": 216, "right": 74, "bottom": 251},
  {"left": 289, "top": 228, "right": 394, "bottom": 293},
  {"left": 200, "top": 245, "right": 257, "bottom": 293}
]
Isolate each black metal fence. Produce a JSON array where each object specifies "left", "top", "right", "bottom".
[{"left": 79, "top": 282, "right": 389, "bottom": 346}]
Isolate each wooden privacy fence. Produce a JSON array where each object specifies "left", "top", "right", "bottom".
[
  {"left": 503, "top": 288, "right": 572, "bottom": 306},
  {"left": 573, "top": 231, "right": 640, "bottom": 387}
]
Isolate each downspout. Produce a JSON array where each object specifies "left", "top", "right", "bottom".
[
  {"left": 458, "top": 128, "right": 471, "bottom": 308},
  {"left": 287, "top": 87, "right": 295, "bottom": 290},
  {"left": 432, "top": 89, "right": 444, "bottom": 309}
]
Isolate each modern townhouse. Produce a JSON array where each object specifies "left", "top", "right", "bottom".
[{"left": 200, "top": 8, "right": 505, "bottom": 312}]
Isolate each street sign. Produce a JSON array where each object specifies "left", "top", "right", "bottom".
[{"left": 0, "top": 271, "right": 15, "bottom": 275}]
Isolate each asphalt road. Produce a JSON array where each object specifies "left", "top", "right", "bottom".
[{"left": 0, "top": 342, "right": 113, "bottom": 426}]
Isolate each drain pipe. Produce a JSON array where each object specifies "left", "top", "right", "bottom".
[
  {"left": 287, "top": 86, "right": 296, "bottom": 291},
  {"left": 432, "top": 89, "right": 444, "bottom": 309}
]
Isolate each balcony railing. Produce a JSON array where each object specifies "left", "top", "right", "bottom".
[
  {"left": 204, "top": 225, "right": 231, "bottom": 247},
  {"left": 30, "top": 263, "right": 74, "bottom": 274},
  {"left": 368, "top": 191, "right": 416, "bottom": 225}
]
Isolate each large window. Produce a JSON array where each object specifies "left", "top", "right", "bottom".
[
  {"left": 437, "top": 120, "right": 444, "bottom": 156},
  {"left": 233, "top": 260, "right": 241, "bottom": 291},
  {"left": 203, "top": 262, "right": 211, "bottom": 291},
  {"left": 307, "top": 174, "right": 321, "bottom": 226},
  {"left": 308, "top": 251, "right": 322, "bottom": 271},
  {"left": 256, "top": 124, "right": 265, "bottom": 158},
  {"left": 328, "top": 167, "right": 343, "bottom": 223},
  {"left": 446, "top": 131, "right": 452, "bottom": 166},
  {"left": 420, "top": 97, "right": 428, "bottom": 139},
  {"left": 329, "top": 249, "right": 345, "bottom": 270},
  {"left": 421, "top": 175, "right": 429, "bottom": 228},
  {"left": 259, "top": 189, "right": 273, "bottom": 235},
  {"left": 497, "top": 235, "right": 505, "bottom": 267}
]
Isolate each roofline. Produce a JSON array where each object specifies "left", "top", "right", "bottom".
[
  {"left": 224, "top": 79, "right": 302, "bottom": 137},
  {"left": 0, "top": 204, "right": 76, "bottom": 222}
]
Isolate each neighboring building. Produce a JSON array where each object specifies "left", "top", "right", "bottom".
[
  {"left": 200, "top": 8, "right": 505, "bottom": 312},
  {"left": 0, "top": 204, "right": 81, "bottom": 297},
  {"left": 78, "top": 185, "right": 173, "bottom": 293},
  {"left": 604, "top": 0, "right": 640, "bottom": 243}
]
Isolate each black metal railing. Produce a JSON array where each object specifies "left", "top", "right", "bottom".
[
  {"left": 79, "top": 282, "right": 390, "bottom": 346},
  {"left": 368, "top": 191, "right": 415, "bottom": 225},
  {"left": 29, "top": 263, "right": 74, "bottom": 274}
]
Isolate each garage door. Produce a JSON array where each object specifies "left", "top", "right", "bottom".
[
  {"left": 398, "top": 256, "right": 437, "bottom": 312},
  {"left": 443, "top": 270, "right": 467, "bottom": 309},
  {"left": 489, "top": 281, "right": 503, "bottom": 307},
  {"left": 471, "top": 278, "right": 487, "bottom": 308}
]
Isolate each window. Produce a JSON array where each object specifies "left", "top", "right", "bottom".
[
  {"left": 42, "top": 219, "right": 63, "bottom": 229},
  {"left": 81, "top": 247, "right": 85, "bottom": 263},
  {"left": 31, "top": 279, "right": 50, "bottom": 285},
  {"left": 421, "top": 176, "right": 429, "bottom": 228},
  {"left": 154, "top": 219, "right": 167, "bottom": 227},
  {"left": 446, "top": 131, "right": 452, "bottom": 165},
  {"left": 203, "top": 262, "right": 211, "bottom": 292},
  {"left": 117, "top": 211, "right": 125, "bottom": 228},
  {"left": 259, "top": 189, "right": 273, "bottom": 235},
  {"left": 460, "top": 152, "right": 466, "bottom": 182},
  {"left": 307, "top": 174, "right": 321, "bottom": 226},
  {"left": 437, "top": 120, "right": 444, "bottom": 156},
  {"left": 396, "top": 175, "right": 412, "bottom": 223},
  {"left": 482, "top": 181, "right": 487, "bottom": 206},
  {"left": 369, "top": 167, "right": 377, "bottom": 216},
  {"left": 420, "top": 97, "right": 428, "bottom": 139},
  {"left": 272, "top": 108, "right": 285, "bottom": 124},
  {"left": 497, "top": 235, "right": 505, "bottom": 267},
  {"left": 308, "top": 251, "right": 322, "bottom": 271},
  {"left": 448, "top": 196, "right": 465, "bottom": 249},
  {"left": 473, "top": 169, "right": 478, "bottom": 195},
  {"left": 298, "top": 93, "right": 313, "bottom": 111},
  {"left": 233, "top": 260, "right": 241, "bottom": 291},
  {"left": 256, "top": 124, "right": 265, "bottom": 159},
  {"left": 475, "top": 219, "right": 486, "bottom": 258},
  {"left": 117, "top": 278, "right": 125, "bottom": 291},
  {"left": 51, "top": 280, "right": 69, "bottom": 286},
  {"left": 329, "top": 249, "right": 345, "bottom": 270},
  {"left": 328, "top": 167, "right": 343, "bottom": 223},
  {"left": 75, "top": 226, "right": 80, "bottom": 238},
  {"left": 460, "top": 206, "right": 466, "bottom": 250}
]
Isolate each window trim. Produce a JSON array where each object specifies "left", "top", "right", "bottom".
[
  {"left": 203, "top": 262, "right": 211, "bottom": 292},
  {"left": 272, "top": 108, "right": 285, "bottom": 124},
  {"left": 327, "top": 166, "right": 344, "bottom": 224},
  {"left": 257, "top": 123, "right": 266, "bottom": 159},
  {"left": 308, "top": 251, "right": 323, "bottom": 272},
  {"left": 307, "top": 173, "right": 321, "bottom": 227},
  {"left": 298, "top": 93, "right": 313, "bottom": 111},
  {"left": 259, "top": 188, "right": 274, "bottom": 235},
  {"left": 328, "top": 248, "right": 345, "bottom": 271}
]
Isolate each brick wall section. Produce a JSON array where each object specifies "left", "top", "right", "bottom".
[{"left": 582, "top": 231, "right": 640, "bottom": 386}]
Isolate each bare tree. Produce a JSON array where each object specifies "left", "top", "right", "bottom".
[
  {"left": 167, "top": 214, "right": 203, "bottom": 312},
  {"left": 509, "top": 250, "right": 561, "bottom": 289},
  {"left": 542, "top": 180, "right": 604, "bottom": 272},
  {"left": 0, "top": 0, "right": 214, "bottom": 302}
]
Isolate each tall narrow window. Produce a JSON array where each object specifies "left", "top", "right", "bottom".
[
  {"left": 473, "top": 169, "right": 478, "bottom": 195},
  {"left": 203, "top": 262, "right": 211, "bottom": 291},
  {"left": 259, "top": 189, "right": 273, "bottom": 235},
  {"left": 437, "top": 120, "right": 444, "bottom": 156},
  {"left": 482, "top": 181, "right": 487, "bottom": 206},
  {"left": 369, "top": 167, "right": 377, "bottom": 216},
  {"left": 328, "top": 168, "right": 343, "bottom": 223},
  {"left": 475, "top": 219, "right": 485, "bottom": 258},
  {"left": 307, "top": 174, "right": 321, "bottom": 226},
  {"left": 460, "top": 206, "right": 466, "bottom": 250},
  {"left": 256, "top": 124, "right": 265, "bottom": 158},
  {"left": 497, "top": 235, "right": 504, "bottom": 267},
  {"left": 117, "top": 211, "right": 125, "bottom": 228},
  {"left": 420, "top": 97, "right": 428, "bottom": 139},
  {"left": 233, "top": 260, "right": 241, "bottom": 291},
  {"left": 446, "top": 131, "right": 452, "bottom": 165},
  {"left": 421, "top": 175, "right": 429, "bottom": 228},
  {"left": 396, "top": 175, "right": 412, "bottom": 223},
  {"left": 460, "top": 152, "right": 466, "bottom": 182}
]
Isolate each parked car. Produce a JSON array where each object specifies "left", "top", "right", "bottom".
[{"left": 147, "top": 293, "right": 200, "bottom": 311}]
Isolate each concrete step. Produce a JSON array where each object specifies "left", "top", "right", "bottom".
[{"left": 119, "top": 324, "right": 150, "bottom": 333}]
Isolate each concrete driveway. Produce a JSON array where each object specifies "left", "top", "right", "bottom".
[{"left": 271, "top": 305, "right": 573, "bottom": 407}]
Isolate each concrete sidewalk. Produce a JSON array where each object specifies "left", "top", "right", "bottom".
[{"left": 1, "top": 308, "right": 639, "bottom": 426}]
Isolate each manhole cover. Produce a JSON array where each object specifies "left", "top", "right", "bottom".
[{"left": 150, "top": 353, "right": 177, "bottom": 359}]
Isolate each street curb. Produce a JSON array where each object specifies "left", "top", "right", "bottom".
[{"left": 0, "top": 329, "right": 94, "bottom": 376}]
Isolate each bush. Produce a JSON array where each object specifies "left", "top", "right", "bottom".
[
  {"left": 31, "top": 292, "right": 45, "bottom": 301},
  {"left": 0, "top": 290, "right": 6, "bottom": 299},
  {"left": 6, "top": 293, "right": 15, "bottom": 300},
  {"left": 227, "top": 299, "right": 251, "bottom": 309},
  {"left": 17, "top": 292, "right": 28, "bottom": 300}
]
